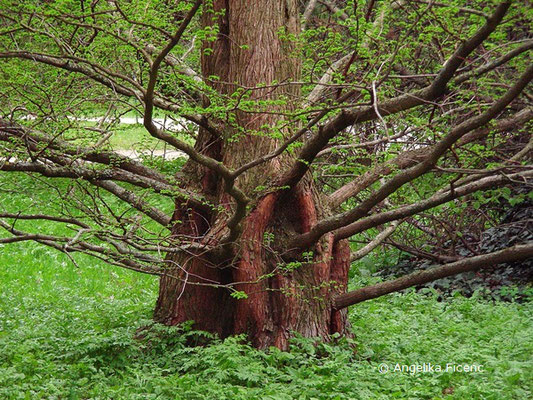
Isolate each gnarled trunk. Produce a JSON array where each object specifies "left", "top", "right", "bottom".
[
  {"left": 154, "top": 0, "right": 351, "bottom": 349},
  {"left": 154, "top": 185, "right": 352, "bottom": 349}
]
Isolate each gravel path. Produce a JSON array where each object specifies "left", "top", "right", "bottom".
[
  {"left": 22, "top": 115, "right": 183, "bottom": 130},
  {"left": 16, "top": 115, "right": 188, "bottom": 160},
  {"left": 114, "top": 149, "right": 186, "bottom": 160}
]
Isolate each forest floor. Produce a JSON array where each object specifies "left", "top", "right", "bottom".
[
  {"left": 0, "top": 126, "right": 531, "bottom": 399},
  {"left": 1, "top": 237, "right": 531, "bottom": 399}
]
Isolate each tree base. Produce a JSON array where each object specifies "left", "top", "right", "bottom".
[{"left": 154, "top": 191, "right": 352, "bottom": 350}]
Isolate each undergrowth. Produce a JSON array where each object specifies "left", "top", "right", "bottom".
[{"left": 1, "top": 242, "right": 531, "bottom": 399}]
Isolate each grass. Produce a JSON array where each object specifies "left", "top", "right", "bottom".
[
  {"left": 109, "top": 124, "right": 165, "bottom": 150},
  {"left": 1, "top": 239, "right": 531, "bottom": 399},
  {"left": 0, "top": 171, "right": 531, "bottom": 399}
]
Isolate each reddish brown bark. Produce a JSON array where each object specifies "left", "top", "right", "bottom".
[
  {"left": 155, "top": 181, "right": 352, "bottom": 349},
  {"left": 154, "top": 200, "right": 234, "bottom": 337},
  {"left": 154, "top": 0, "right": 229, "bottom": 334},
  {"left": 228, "top": 186, "right": 352, "bottom": 349},
  {"left": 153, "top": 0, "right": 351, "bottom": 349}
]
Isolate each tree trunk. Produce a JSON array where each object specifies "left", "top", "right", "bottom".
[{"left": 154, "top": 0, "right": 351, "bottom": 350}]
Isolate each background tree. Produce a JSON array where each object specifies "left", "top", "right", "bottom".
[{"left": 0, "top": 0, "right": 531, "bottom": 349}]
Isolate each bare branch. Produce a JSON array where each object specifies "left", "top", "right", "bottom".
[
  {"left": 93, "top": 180, "right": 171, "bottom": 227},
  {"left": 304, "top": 1, "right": 389, "bottom": 106},
  {"left": 333, "top": 242, "right": 533, "bottom": 310},
  {"left": 0, "top": 54, "right": 221, "bottom": 141},
  {"left": 386, "top": 240, "right": 460, "bottom": 263},
  {"left": 350, "top": 220, "right": 400, "bottom": 262},
  {"left": 0, "top": 159, "right": 172, "bottom": 227},
  {"left": 278, "top": 2, "right": 512, "bottom": 190}
]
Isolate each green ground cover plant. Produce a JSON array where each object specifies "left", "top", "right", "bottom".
[
  {"left": 63, "top": 121, "right": 193, "bottom": 151},
  {"left": 1, "top": 238, "right": 531, "bottom": 399},
  {"left": 1, "top": 172, "right": 532, "bottom": 399}
]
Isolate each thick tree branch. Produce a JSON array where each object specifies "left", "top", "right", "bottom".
[
  {"left": 142, "top": 0, "right": 251, "bottom": 244},
  {"left": 0, "top": 157, "right": 174, "bottom": 195},
  {"left": 301, "top": 0, "right": 319, "bottom": 31},
  {"left": 328, "top": 107, "right": 533, "bottom": 208},
  {"left": 278, "top": 2, "right": 511, "bottom": 190},
  {"left": 0, "top": 119, "right": 169, "bottom": 182},
  {"left": 142, "top": 0, "right": 248, "bottom": 223},
  {"left": 291, "top": 63, "right": 532, "bottom": 248},
  {"left": 334, "top": 169, "right": 533, "bottom": 241},
  {"left": 350, "top": 220, "right": 400, "bottom": 262},
  {"left": 333, "top": 242, "right": 533, "bottom": 310},
  {"left": 0, "top": 118, "right": 211, "bottom": 211},
  {"left": 92, "top": 180, "right": 171, "bottom": 227},
  {"left": 319, "top": 0, "right": 349, "bottom": 21},
  {"left": 305, "top": 53, "right": 353, "bottom": 107},
  {"left": 455, "top": 40, "right": 533, "bottom": 84}
]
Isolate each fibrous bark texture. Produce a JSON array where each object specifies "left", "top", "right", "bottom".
[{"left": 154, "top": 0, "right": 351, "bottom": 349}]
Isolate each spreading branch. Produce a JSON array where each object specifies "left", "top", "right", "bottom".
[
  {"left": 328, "top": 107, "right": 533, "bottom": 209},
  {"left": 290, "top": 62, "right": 532, "bottom": 248},
  {"left": 334, "top": 169, "right": 533, "bottom": 241},
  {"left": 278, "top": 2, "right": 512, "bottom": 190},
  {"left": 350, "top": 221, "right": 400, "bottom": 262},
  {"left": 333, "top": 242, "right": 533, "bottom": 310}
]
